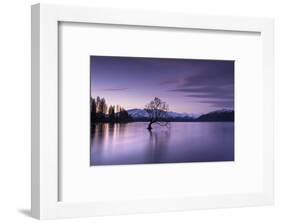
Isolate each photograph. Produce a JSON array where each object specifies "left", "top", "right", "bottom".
[{"left": 90, "top": 56, "right": 234, "bottom": 166}]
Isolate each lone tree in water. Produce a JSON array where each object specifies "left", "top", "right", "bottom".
[{"left": 145, "top": 97, "right": 169, "bottom": 131}]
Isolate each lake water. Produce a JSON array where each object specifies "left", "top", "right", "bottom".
[{"left": 90, "top": 122, "right": 234, "bottom": 166}]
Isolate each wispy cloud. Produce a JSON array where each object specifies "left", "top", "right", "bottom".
[
  {"left": 101, "top": 88, "right": 128, "bottom": 91},
  {"left": 156, "top": 78, "right": 181, "bottom": 86},
  {"left": 197, "top": 100, "right": 234, "bottom": 108},
  {"left": 168, "top": 60, "right": 234, "bottom": 109}
]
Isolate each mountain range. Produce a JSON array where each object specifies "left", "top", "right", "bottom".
[{"left": 127, "top": 108, "right": 234, "bottom": 122}]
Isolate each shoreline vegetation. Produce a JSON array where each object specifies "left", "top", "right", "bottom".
[
  {"left": 91, "top": 96, "right": 234, "bottom": 126},
  {"left": 91, "top": 96, "right": 133, "bottom": 124}
]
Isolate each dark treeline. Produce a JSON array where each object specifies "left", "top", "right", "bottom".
[{"left": 91, "top": 96, "right": 133, "bottom": 124}]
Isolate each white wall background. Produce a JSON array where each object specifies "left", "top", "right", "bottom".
[{"left": 0, "top": 0, "right": 279, "bottom": 222}]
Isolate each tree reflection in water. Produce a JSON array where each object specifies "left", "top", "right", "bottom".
[{"left": 90, "top": 122, "right": 234, "bottom": 166}]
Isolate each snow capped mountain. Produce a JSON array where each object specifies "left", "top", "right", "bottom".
[
  {"left": 127, "top": 109, "right": 150, "bottom": 118},
  {"left": 127, "top": 109, "right": 194, "bottom": 120},
  {"left": 127, "top": 108, "right": 234, "bottom": 122},
  {"left": 167, "top": 111, "right": 189, "bottom": 118},
  {"left": 186, "top": 113, "right": 202, "bottom": 119}
]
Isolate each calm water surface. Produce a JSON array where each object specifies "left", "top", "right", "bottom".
[{"left": 90, "top": 122, "right": 234, "bottom": 166}]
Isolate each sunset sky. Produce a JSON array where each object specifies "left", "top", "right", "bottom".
[{"left": 90, "top": 56, "right": 234, "bottom": 114}]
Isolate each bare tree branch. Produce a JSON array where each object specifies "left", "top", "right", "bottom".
[{"left": 144, "top": 97, "right": 170, "bottom": 130}]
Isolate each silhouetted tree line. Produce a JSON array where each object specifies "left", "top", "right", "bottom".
[{"left": 91, "top": 96, "right": 133, "bottom": 124}]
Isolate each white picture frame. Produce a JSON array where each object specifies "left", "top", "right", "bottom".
[{"left": 31, "top": 3, "right": 274, "bottom": 220}]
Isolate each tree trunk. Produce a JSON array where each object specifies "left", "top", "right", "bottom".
[{"left": 147, "top": 121, "right": 153, "bottom": 131}]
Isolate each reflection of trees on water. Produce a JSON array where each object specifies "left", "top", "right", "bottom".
[
  {"left": 91, "top": 123, "right": 172, "bottom": 165},
  {"left": 91, "top": 123, "right": 128, "bottom": 153},
  {"left": 146, "top": 129, "right": 171, "bottom": 163},
  {"left": 90, "top": 124, "right": 107, "bottom": 157}
]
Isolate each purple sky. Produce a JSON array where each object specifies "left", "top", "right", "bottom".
[{"left": 90, "top": 56, "right": 234, "bottom": 114}]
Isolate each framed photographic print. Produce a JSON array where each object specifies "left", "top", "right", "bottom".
[
  {"left": 90, "top": 56, "right": 235, "bottom": 166},
  {"left": 31, "top": 4, "right": 274, "bottom": 219}
]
